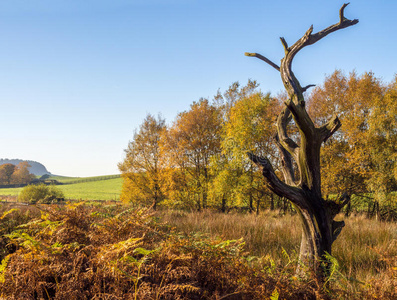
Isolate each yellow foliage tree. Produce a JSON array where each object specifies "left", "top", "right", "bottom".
[
  {"left": 12, "top": 162, "right": 34, "bottom": 185},
  {"left": 162, "top": 99, "right": 222, "bottom": 210},
  {"left": 210, "top": 88, "right": 281, "bottom": 212},
  {"left": 119, "top": 114, "right": 167, "bottom": 208},
  {"left": 308, "top": 70, "right": 397, "bottom": 217}
]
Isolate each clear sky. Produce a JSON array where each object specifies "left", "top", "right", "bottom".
[{"left": 0, "top": 0, "right": 396, "bottom": 177}]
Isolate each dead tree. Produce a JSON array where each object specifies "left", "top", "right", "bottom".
[{"left": 245, "top": 3, "right": 358, "bottom": 278}]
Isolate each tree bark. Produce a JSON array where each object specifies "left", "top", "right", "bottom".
[
  {"left": 221, "top": 194, "right": 227, "bottom": 213},
  {"left": 270, "top": 193, "right": 274, "bottom": 210},
  {"left": 245, "top": 3, "right": 358, "bottom": 279}
]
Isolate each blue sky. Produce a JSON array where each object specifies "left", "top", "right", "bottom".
[{"left": 0, "top": 0, "right": 396, "bottom": 177}]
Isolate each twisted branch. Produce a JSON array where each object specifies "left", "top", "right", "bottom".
[
  {"left": 247, "top": 152, "right": 304, "bottom": 206},
  {"left": 319, "top": 114, "right": 342, "bottom": 143},
  {"left": 245, "top": 3, "right": 358, "bottom": 198},
  {"left": 274, "top": 133, "right": 296, "bottom": 185},
  {"left": 276, "top": 107, "right": 299, "bottom": 157}
]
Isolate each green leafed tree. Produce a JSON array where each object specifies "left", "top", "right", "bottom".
[{"left": 119, "top": 114, "right": 167, "bottom": 209}]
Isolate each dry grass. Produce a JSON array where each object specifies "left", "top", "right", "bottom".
[
  {"left": 0, "top": 204, "right": 395, "bottom": 299},
  {"left": 158, "top": 209, "right": 397, "bottom": 299},
  {"left": 0, "top": 204, "right": 321, "bottom": 299},
  {"left": 158, "top": 209, "right": 301, "bottom": 260},
  {"left": 334, "top": 215, "right": 397, "bottom": 277}
]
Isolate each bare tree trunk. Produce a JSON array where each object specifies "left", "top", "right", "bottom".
[
  {"left": 249, "top": 193, "right": 254, "bottom": 213},
  {"left": 256, "top": 197, "right": 260, "bottom": 215},
  {"left": 221, "top": 194, "right": 227, "bottom": 213},
  {"left": 270, "top": 193, "right": 274, "bottom": 210},
  {"left": 245, "top": 3, "right": 358, "bottom": 279}
]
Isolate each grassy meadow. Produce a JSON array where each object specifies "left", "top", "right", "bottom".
[
  {"left": 57, "top": 177, "right": 121, "bottom": 200},
  {"left": 0, "top": 175, "right": 122, "bottom": 201}
]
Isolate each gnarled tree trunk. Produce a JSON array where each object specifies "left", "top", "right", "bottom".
[{"left": 245, "top": 3, "right": 358, "bottom": 279}]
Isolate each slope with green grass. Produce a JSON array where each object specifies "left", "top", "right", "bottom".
[
  {"left": 0, "top": 175, "right": 122, "bottom": 201},
  {"left": 59, "top": 177, "right": 122, "bottom": 200}
]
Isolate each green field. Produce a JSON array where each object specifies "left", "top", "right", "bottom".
[{"left": 0, "top": 175, "right": 122, "bottom": 201}]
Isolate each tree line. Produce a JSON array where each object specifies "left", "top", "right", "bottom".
[
  {"left": 119, "top": 71, "right": 397, "bottom": 218},
  {"left": 0, "top": 162, "right": 35, "bottom": 186}
]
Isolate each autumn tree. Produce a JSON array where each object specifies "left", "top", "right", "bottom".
[
  {"left": 367, "top": 76, "right": 397, "bottom": 217},
  {"left": 119, "top": 114, "right": 167, "bottom": 209},
  {"left": 12, "top": 162, "right": 35, "bottom": 185},
  {"left": 0, "top": 163, "right": 16, "bottom": 185},
  {"left": 210, "top": 88, "right": 281, "bottom": 212},
  {"left": 308, "top": 71, "right": 384, "bottom": 198},
  {"left": 308, "top": 71, "right": 397, "bottom": 218},
  {"left": 245, "top": 4, "right": 358, "bottom": 278},
  {"left": 163, "top": 99, "right": 222, "bottom": 210},
  {"left": 353, "top": 74, "right": 397, "bottom": 217}
]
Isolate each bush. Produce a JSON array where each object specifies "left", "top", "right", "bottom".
[{"left": 18, "top": 184, "right": 65, "bottom": 204}]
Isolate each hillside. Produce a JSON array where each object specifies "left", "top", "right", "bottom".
[
  {"left": 0, "top": 174, "right": 122, "bottom": 201},
  {"left": 0, "top": 159, "right": 50, "bottom": 176}
]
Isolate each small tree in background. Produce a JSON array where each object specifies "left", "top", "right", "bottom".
[
  {"left": 12, "top": 162, "right": 35, "bottom": 185},
  {"left": 0, "top": 163, "right": 16, "bottom": 185}
]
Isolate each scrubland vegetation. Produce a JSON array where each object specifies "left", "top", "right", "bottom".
[
  {"left": 113, "top": 68, "right": 397, "bottom": 298},
  {"left": 0, "top": 203, "right": 395, "bottom": 299},
  {"left": 18, "top": 184, "right": 65, "bottom": 204}
]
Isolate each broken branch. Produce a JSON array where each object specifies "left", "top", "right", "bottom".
[{"left": 244, "top": 52, "right": 280, "bottom": 71}]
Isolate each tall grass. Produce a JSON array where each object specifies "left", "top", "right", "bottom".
[
  {"left": 334, "top": 215, "right": 397, "bottom": 279},
  {"left": 158, "top": 210, "right": 397, "bottom": 282},
  {"left": 158, "top": 209, "right": 301, "bottom": 261}
]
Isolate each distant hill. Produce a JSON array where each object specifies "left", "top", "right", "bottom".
[{"left": 0, "top": 159, "right": 51, "bottom": 176}]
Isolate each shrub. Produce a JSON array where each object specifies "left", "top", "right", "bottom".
[{"left": 18, "top": 184, "right": 64, "bottom": 204}]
